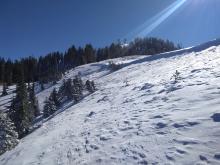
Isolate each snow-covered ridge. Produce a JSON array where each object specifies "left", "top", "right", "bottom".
[
  {"left": 1, "top": 39, "right": 220, "bottom": 164},
  {"left": 124, "top": 38, "right": 220, "bottom": 66}
]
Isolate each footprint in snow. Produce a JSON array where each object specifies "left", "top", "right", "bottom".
[
  {"left": 172, "top": 123, "right": 188, "bottom": 129},
  {"left": 123, "top": 120, "right": 130, "bottom": 124},
  {"left": 119, "top": 126, "right": 134, "bottom": 131},
  {"left": 87, "top": 111, "right": 95, "bottom": 118},
  {"left": 211, "top": 113, "right": 220, "bottom": 122},
  {"left": 176, "top": 149, "right": 187, "bottom": 155},
  {"left": 97, "top": 96, "right": 108, "bottom": 103},
  {"left": 140, "top": 83, "right": 154, "bottom": 91},
  {"left": 173, "top": 138, "right": 199, "bottom": 146},
  {"left": 151, "top": 115, "right": 163, "bottom": 119},
  {"left": 214, "top": 153, "right": 220, "bottom": 160},
  {"left": 99, "top": 134, "right": 112, "bottom": 141},
  {"left": 138, "top": 160, "right": 148, "bottom": 165},
  {"left": 199, "top": 155, "right": 208, "bottom": 162},
  {"left": 155, "top": 122, "right": 167, "bottom": 129},
  {"left": 123, "top": 98, "right": 134, "bottom": 103},
  {"left": 166, "top": 85, "right": 182, "bottom": 93},
  {"left": 90, "top": 144, "right": 99, "bottom": 150}
]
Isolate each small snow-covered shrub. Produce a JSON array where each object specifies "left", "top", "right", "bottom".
[
  {"left": 171, "top": 70, "right": 181, "bottom": 83},
  {"left": 0, "top": 112, "right": 19, "bottom": 155},
  {"left": 85, "top": 80, "right": 96, "bottom": 93},
  {"left": 43, "top": 97, "right": 57, "bottom": 118},
  {"left": 108, "top": 61, "right": 121, "bottom": 71}
]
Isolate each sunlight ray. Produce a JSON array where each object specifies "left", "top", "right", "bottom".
[{"left": 126, "top": 0, "right": 187, "bottom": 40}]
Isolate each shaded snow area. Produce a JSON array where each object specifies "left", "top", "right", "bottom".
[{"left": 1, "top": 40, "right": 220, "bottom": 164}]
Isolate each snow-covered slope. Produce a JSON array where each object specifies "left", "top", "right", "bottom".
[{"left": 1, "top": 40, "right": 220, "bottom": 164}]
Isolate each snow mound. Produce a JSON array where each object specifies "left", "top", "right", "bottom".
[{"left": 1, "top": 40, "right": 220, "bottom": 164}]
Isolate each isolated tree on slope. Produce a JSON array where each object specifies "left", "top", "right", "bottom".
[
  {"left": 0, "top": 112, "right": 19, "bottom": 155},
  {"left": 171, "top": 70, "right": 181, "bottom": 83},
  {"left": 9, "top": 71, "right": 31, "bottom": 138}
]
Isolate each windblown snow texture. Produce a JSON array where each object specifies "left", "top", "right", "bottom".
[{"left": 1, "top": 39, "right": 220, "bottom": 164}]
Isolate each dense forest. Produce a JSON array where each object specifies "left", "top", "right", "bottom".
[{"left": 0, "top": 37, "right": 181, "bottom": 85}]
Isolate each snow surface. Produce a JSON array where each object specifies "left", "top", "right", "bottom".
[{"left": 1, "top": 40, "right": 220, "bottom": 164}]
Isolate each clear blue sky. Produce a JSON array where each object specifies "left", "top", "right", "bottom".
[{"left": 1, "top": 0, "right": 220, "bottom": 59}]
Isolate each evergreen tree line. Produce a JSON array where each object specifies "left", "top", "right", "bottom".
[
  {"left": 0, "top": 69, "right": 40, "bottom": 155},
  {"left": 9, "top": 73, "right": 40, "bottom": 138},
  {"left": 0, "top": 37, "right": 181, "bottom": 85},
  {"left": 43, "top": 76, "right": 96, "bottom": 118}
]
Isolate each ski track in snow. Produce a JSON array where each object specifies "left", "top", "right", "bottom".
[{"left": 1, "top": 42, "right": 220, "bottom": 164}]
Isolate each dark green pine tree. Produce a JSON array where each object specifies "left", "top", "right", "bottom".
[
  {"left": 58, "top": 79, "right": 67, "bottom": 102},
  {"left": 73, "top": 75, "right": 83, "bottom": 94},
  {"left": 0, "top": 58, "right": 5, "bottom": 83},
  {"left": 50, "top": 88, "right": 60, "bottom": 107},
  {"left": 65, "top": 79, "right": 74, "bottom": 100},
  {"left": 84, "top": 44, "right": 96, "bottom": 64},
  {"left": 72, "top": 76, "right": 83, "bottom": 102},
  {"left": 0, "top": 112, "right": 19, "bottom": 155},
  {"left": 1, "top": 84, "right": 8, "bottom": 96},
  {"left": 43, "top": 97, "right": 57, "bottom": 118},
  {"left": 4, "top": 59, "right": 13, "bottom": 86},
  {"left": 91, "top": 81, "right": 96, "bottom": 91},
  {"left": 40, "top": 81, "right": 44, "bottom": 91},
  {"left": 72, "top": 85, "right": 80, "bottom": 102},
  {"left": 29, "top": 83, "right": 40, "bottom": 117},
  {"left": 9, "top": 70, "right": 31, "bottom": 138},
  {"left": 85, "top": 80, "right": 95, "bottom": 93}
]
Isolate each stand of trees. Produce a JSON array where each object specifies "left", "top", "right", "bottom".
[
  {"left": 43, "top": 76, "right": 96, "bottom": 118},
  {"left": 8, "top": 69, "right": 40, "bottom": 139},
  {"left": 0, "top": 37, "right": 181, "bottom": 85},
  {"left": 0, "top": 112, "right": 19, "bottom": 155},
  {"left": 0, "top": 37, "right": 181, "bottom": 155},
  {"left": 0, "top": 67, "right": 41, "bottom": 155}
]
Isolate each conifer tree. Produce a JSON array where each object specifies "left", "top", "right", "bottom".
[
  {"left": 73, "top": 75, "right": 83, "bottom": 95},
  {"left": 91, "top": 81, "right": 95, "bottom": 91},
  {"left": 0, "top": 58, "right": 5, "bottom": 83},
  {"left": 50, "top": 88, "right": 60, "bottom": 107},
  {"left": 29, "top": 83, "right": 40, "bottom": 117},
  {"left": 84, "top": 44, "right": 96, "bottom": 64},
  {"left": 72, "top": 84, "right": 81, "bottom": 102},
  {"left": 43, "top": 97, "right": 57, "bottom": 118},
  {"left": 0, "top": 112, "right": 19, "bottom": 155},
  {"left": 65, "top": 79, "right": 74, "bottom": 100},
  {"left": 85, "top": 80, "right": 95, "bottom": 93},
  {"left": 9, "top": 70, "right": 31, "bottom": 138},
  {"left": 40, "top": 82, "right": 44, "bottom": 91},
  {"left": 58, "top": 79, "right": 66, "bottom": 102},
  {"left": 1, "top": 84, "right": 8, "bottom": 96}
]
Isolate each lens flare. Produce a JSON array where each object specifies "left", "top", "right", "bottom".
[{"left": 126, "top": 0, "right": 187, "bottom": 40}]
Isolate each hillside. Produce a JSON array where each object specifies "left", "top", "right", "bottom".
[{"left": 1, "top": 39, "right": 220, "bottom": 164}]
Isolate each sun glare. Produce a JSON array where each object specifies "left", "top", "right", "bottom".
[{"left": 126, "top": 0, "right": 187, "bottom": 40}]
